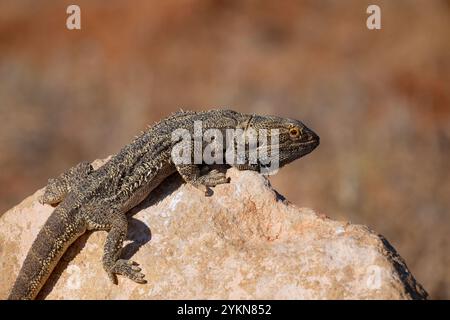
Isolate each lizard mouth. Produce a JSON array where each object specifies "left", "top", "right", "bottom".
[
  {"left": 300, "top": 134, "right": 320, "bottom": 149},
  {"left": 257, "top": 139, "right": 318, "bottom": 149},
  {"left": 301, "top": 139, "right": 320, "bottom": 152},
  {"left": 300, "top": 139, "right": 319, "bottom": 146},
  {"left": 295, "top": 138, "right": 320, "bottom": 157}
]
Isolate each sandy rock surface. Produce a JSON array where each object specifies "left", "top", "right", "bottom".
[{"left": 0, "top": 163, "right": 427, "bottom": 299}]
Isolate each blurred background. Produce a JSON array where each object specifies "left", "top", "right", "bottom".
[{"left": 0, "top": 0, "right": 449, "bottom": 298}]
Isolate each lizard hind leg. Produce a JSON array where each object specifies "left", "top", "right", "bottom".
[
  {"left": 40, "top": 161, "right": 93, "bottom": 205},
  {"left": 102, "top": 214, "right": 147, "bottom": 285}
]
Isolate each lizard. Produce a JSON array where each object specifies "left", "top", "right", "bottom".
[{"left": 8, "top": 109, "right": 320, "bottom": 299}]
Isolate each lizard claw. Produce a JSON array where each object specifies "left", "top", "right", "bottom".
[{"left": 109, "top": 259, "right": 147, "bottom": 284}]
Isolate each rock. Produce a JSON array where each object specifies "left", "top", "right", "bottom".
[{"left": 0, "top": 161, "right": 427, "bottom": 299}]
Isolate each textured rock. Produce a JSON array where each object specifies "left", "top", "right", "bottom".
[{"left": 0, "top": 162, "right": 427, "bottom": 299}]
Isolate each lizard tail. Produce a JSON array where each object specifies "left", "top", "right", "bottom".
[{"left": 8, "top": 207, "right": 86, "bottom": 300}]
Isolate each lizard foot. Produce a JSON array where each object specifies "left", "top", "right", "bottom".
[
  {"left": 198, "top": 169, "right": 230, "bottom": 187},
  {"left": 108, "top": 259, "right": 147, "bottom": 285}
]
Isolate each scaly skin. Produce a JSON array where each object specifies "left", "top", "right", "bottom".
[{"left": 8, "top": 109, "right": 319, "bottom": 299}]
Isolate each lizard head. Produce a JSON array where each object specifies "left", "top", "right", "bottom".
[{"left": 239, "top": 114, "right": 320, "bottom": 170}]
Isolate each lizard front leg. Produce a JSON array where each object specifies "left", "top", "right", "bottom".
[
  {"left": 234, "top": 163, "right": 260, "bottom": 171},
  {"left": 102, "top": 214, "right": 146, "bottom": 284},
  {"left": 40, "top": 161, "right": 93, "bottom": 205},
  {"left": 176, "top": 164, "right": 230, "bottom": 194}
]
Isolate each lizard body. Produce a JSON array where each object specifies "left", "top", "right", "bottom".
[{"left": 8, "top": 109, "right": 319, "bottom": 299}]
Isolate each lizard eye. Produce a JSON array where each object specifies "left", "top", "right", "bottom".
[{"left": 289, "top": 127, "right": 301, "bottom": 139}]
